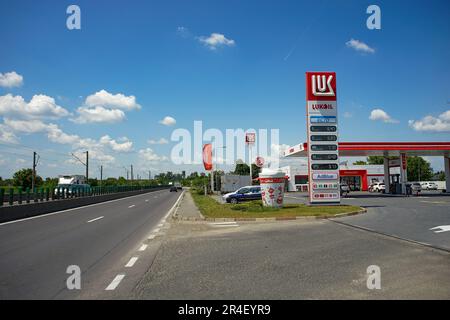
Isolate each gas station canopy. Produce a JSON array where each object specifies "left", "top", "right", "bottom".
[{"left": 284, "top": 142, "right": 450, "bottom": 158}]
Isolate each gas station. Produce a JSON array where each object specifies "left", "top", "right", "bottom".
[
  {"left": 284, "top": 71, "right": 450, "bottom": 201},
  {"left": 284, "top": 141, "right": 450, "bottom": 195}
]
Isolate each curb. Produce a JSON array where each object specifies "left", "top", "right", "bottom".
[{"left": 197, "top": 208, "right": 367, "bottom": 223}]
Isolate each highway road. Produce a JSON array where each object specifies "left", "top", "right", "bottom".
[{"left": 0, "top": 188, "right": 182, "bottom": 299}]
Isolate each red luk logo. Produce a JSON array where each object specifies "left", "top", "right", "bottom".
[{"left": 306, "top": 72, "right": 337, "bottom": 101}]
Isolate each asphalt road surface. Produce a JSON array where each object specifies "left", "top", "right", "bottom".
[
  {"left": 134, "top": 219, "right": 450, "bottom": 299},
  {"left": 0, "top": 189, "right": 181, "bottom": 299},
  {"left": 286, "top": 192, "right": 450, "bottom": 251}
]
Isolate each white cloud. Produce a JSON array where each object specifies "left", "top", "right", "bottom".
[
  {"left": 159, "top": 116, "right": 176, "bottom": 126},
  {"left": 408, "top": 110, "right": 450, "bottom": 132},
  {"left": 85, "top": 90, "right": 141, "bottom": 110},
  {"left": 99, "top": 135, "right": 133, "bottom": 152},
  {"left": 0, "top": 71, "right": 23, "bottom": 88},
  {"left": 3, "top": 118, "right": 51, "bottom": 133},
  {"left": 139, "top": 148, "right": 168, "bottom": 162},
  {"left": 198, "top": 33, "right": 235, "bottom": 50},
  {"left": 72, "top": 106, "right": 126, "bottom": 124},
  {"left": 0, "top": 124, "right": 18, "bottom": 143},
  {"left": 72, "top": 90, "right": 141, "bottom": 124},
  {"left": 346, "top": 39, "right": 375, "bottom": 54},
  {"left": 369, "top": 108, "right": 398, "bottom": 123},
  {"left": 0, "top": 94, "right": 70, "bottom": 119},
  {"left": 148, "top": 137, "right": 169, "bottom": 145}
]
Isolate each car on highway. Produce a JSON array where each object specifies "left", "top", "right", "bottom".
[
  {"left": 169, "top": 186, "right": 178, "bottom": 192},
  {"left": 340, "top": 183, "right": 350, "bottom": 197},
  {"left": 420, "top": 182, "right": 438, "bottom": 190},
  {"left": 223, "top": 186, "right": 262, "bottom": 204},
  {"left": 370, "top": 182, "right": 385, "bottom": 193}
]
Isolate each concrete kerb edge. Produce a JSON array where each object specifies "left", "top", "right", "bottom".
[
  {"left": 188, "top": 208, "right": 367, "bottom": 223},
  {"left": 167, "top": 190, "right": 190, "bottom": 220}
]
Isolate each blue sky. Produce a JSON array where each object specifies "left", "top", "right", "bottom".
[{"left": 0, "top": 0, "right": 449, "bottom": 178}]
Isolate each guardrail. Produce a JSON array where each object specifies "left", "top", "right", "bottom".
[
  {"left": 0, "top": 185, "right": 167, "bottom": 206},
  {"left": 0, "top": 185, "right": 171, "bottom": 223}
]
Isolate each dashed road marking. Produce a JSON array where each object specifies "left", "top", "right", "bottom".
[
  {"left": 128, "top": 205, "right": 135, "bottom": 208},
  {"left": 87, "top": 216, "right": 104, "bottom": 223},
  {"left": 157, "top": 223, "right": 164, "bottom": 227},
  {"left": 145, "top": 200, "right": 149, "bottom": 202},
  {"left": 105, "top": 274, "right": 125, "bottom": 290},
  {"left": 125, "top": 257, "right": 138, "bottom": 267},
  {"left": 153, "top": 228, "right": 160, "bottom": 233},
  {"left": 138, "top": 244, "right": 148, "bottom": 251},
  {"left": 148, "top": 234, "right": 156, "bottom": 240}
]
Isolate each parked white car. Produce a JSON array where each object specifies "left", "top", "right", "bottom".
[
  {"left": 420, "top": 182, "right": 438, "bottom": 190},
  {"left": 371, "top": 182, "right": 385, "bottom": 192}
]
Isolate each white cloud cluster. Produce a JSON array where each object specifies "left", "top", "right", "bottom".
[
  {"left": 139, "top": 148, "right": 168, "bottom": 162},
  {"left": 409, "top": 110, "right": 450, "bottom": 132},
  {"left": 346, "top": 39, "right": 375, "bottom": 54},
  {"left": 159, "top": 116, "right": 176, "bottom": 126},
  {"left": 369, "top": 108, "right": 398, "bottom": 123},
  {"left": 0, "top": 94, "right": 70, "bottom": 119},
  {"left": 198, "top": 33, "right": 235, "bottom": 50},
  {"left": 73, "top": 90, "right": 141, "bottom": 124},
  {"left": 99, "top": 135, "right": 133, "bottom": 152},
  {"left": 148, "top": 137, "right": 169, "bottom": 145},
  {"left": 0, "top": 71, "right": 23, "bottom": 88}
]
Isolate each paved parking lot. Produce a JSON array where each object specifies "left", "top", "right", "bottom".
[{"left": 285, "top": 191, "right": 450, "bottom": 251}]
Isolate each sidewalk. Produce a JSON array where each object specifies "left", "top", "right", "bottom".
[{"left": 172, "top": 191, "right": 204, "bottom": 221}]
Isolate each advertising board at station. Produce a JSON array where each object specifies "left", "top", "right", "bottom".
[{"left": 306, "top": 72, "right": 340, "bottom": 204}]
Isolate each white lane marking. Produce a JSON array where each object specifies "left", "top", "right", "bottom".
[
  {"left": 209, "top": 222, "right": 239, "bottom": 228},
  {"left": 421, "top": 201, "right": 448, "bottom": 204},
  {"left": 125, "top": 257, "right": 139, "bottom": 267},
  {"left": 105, "top": 274, "right": 125, "bottom": 290},
  {"left": 128, "top": 205, "right": 135, "bottom": 208},
  {"left": 0, "top": 189, "right": 169, "bottom": 227},
  {"left": 148, "top": 235, "right": 156, "bottom": 240},
  {"left": 430, "top": 225, "right": 450, "bottom": 233},
  {"left": 87, "top": 216, "right": 104, "bottom": 223},
  {"left": 157, "top": 223, "right": 164, "bottom": 227},
  {"left": 139, "top": 244, "right": 148, "bottom": 251},
  {"left": 145, "top": 200, "right": 149, "bottom": 202},
  {"left": 210, "top": 222, "right": 239, "bottom": 225},
  {"left": 153, "top": 228, "right": 160, "bottom": 233}
]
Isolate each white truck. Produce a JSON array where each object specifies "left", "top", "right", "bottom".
[{"left": 54, "top": 175, "right": 89, "bottom": 195}]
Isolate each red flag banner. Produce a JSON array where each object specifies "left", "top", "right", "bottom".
[{"left": 203, "top": 144, "right": 212, "bottom": 171}]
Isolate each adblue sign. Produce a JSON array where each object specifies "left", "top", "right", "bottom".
[{"left": 306, "top": 72, "right": 340, "bottom": 204}]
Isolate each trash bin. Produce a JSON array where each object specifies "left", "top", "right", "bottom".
[{"left": 259, "top": 168, "right": 286, "bottom": 208}]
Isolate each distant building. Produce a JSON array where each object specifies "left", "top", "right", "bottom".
[{"left": 280, "top": 163, "right": 400, "bottom": 192}]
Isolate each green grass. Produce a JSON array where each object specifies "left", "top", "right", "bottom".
[{"left": 191, "top": 192, "right": 363, "bottom": 219}]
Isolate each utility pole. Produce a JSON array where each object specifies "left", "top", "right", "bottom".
[
  {"left": 85, "top": 151, "right": 89, "bottom": 182},
  {"left": 130, "top": 165, "right": 134, "bottom": 184},
  {"left": 149, "top": 170, "right": 151, "bottom": 180},
  {"left": 32, "top": 151, "right": 38, "bottom": 191},
  {"left": 100, "top": 165, "right": 103, "bottom": 186}
]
